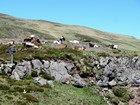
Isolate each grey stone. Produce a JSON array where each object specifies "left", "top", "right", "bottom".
[
  {"left": 97, "top": 80, "right": 108, "bottom": 87},
  {"left": 72, "top": 74, "right": 87, "bottom": 87},
  {"left": 99, "top": 57, "right": 110, "bottom": 67},
  {"left": 47, "top": 80, "right": 54, "bottom": 88},
  {"left": 108, "top": 80, "right": 117, "bottom": 86},
  {"left": 42, "top": 60, "right": 50, "bottom": 69},
  {"left": 31, "top": 59, "right": 43, "bottom": 70},
  {"left": 22, "top": 60, "right": 32, "bottom": 75},
  {"left": 35, "top": 77, "right": 47, "bottom": 86},
  {"left": 13, "top": 71, "right": 20, "bottom": 80},
  {"left": 44, "top": 60, "right": 71, "bottom": 83},
  {"left": 12, "top": 61, "right": 32, "bottom": 80},
  {"left": 65, "top": 63, "right": 75, "bottom": 71},
  {"left": 3, "top": 66, "right": 11, "bottom": 74}
]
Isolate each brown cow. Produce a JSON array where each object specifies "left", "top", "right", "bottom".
[
  {"left": 57, "top": 44, "right": 67, "bottom": 49},
  {"left": 74, "top": 46, "right": 86, "bottom": 51}
]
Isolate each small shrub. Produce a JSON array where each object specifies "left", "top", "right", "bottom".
[
  {"left": 13, "top": 86, "right": 24, "bottom": 92},
  {"left": 31, "top": 70, "right": 38, "bottom": 77},
  {"left": 97, "top": 52, "right": 110, "bottom": 57},
  {"left": 83, "top": 39, "right": 91, "bottom": 42},
  {"left": 113, "top": 49, "right": 121, "bottom": 54},
  {"left": 16, "top": 101, "right": 26, "bottom": 105},
  {"left": 112, "top": 86, "right": 133, "bottom": 102},
  {"left": 22, "top": 93, "right": 39, "bottom": 102},
  {"left": 25, "top": 85, "right": 44, "bottom": 92},
  {"left": 113, "top": 86, "right": 127, "bottom": 97},
  {"left": 40, "top": 71, "right": 55, "bottom": 80},
  {"left": 0, "top": 83, "right": 10, "bottom": 90},
  {"left": 5, "top": 95, "right": 13, "bottom": 100},
  {"left": 8, "top": 79, "right": 30, "bottom": 86},
  {"left": 105, "top": 94, "right": 119, "bottom": 105}
]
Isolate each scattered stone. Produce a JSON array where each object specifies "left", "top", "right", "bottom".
[
  {"left": 35, "top": 77, "right": 47, "bottom": 86},
  {"left": 109, "top": 80, "right": 117, "bottom": 86},
  {"left": 72, "top": 74, "right": 87, "bottom": 87}
]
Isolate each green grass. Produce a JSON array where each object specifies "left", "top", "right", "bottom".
[
  {"left": 0, "top": 45, "right": 84, "bottom": 62},
  {"left": 0, "top": 75, "right": 107, "bottom": 105}
]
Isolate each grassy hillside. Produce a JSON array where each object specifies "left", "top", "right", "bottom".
[
  {"left": 0, "top": 13, "right": 140, "bottom": 51},
  {"left": 0, "top": 75, "right": 107, "bottom": 105}
]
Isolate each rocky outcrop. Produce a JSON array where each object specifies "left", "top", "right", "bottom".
[
  {"left": 11, "top": 61, "right": 32, "bottom": 80},
  {"left": 0, "top": 56, "right": 140, "bottom": 87},
  {"left": 72, "top": 74, "right": 87, "bottom": 87},
  {"left": 0, "top": 59, "right": 86, "bottom": 87},
  {"left": 34, "top": 77, "right": 54, "bottom": 88},
  {"left": 88, "top": 56, "right": 140, "bottom": 87},
  {"left": 42, "top": 60, "right": 86, "bottom": 87}
]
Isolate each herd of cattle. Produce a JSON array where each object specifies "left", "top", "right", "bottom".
[{"left": 0, "top": 35, "right": 118, "bottom": 51}]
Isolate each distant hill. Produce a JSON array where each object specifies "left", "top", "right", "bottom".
[{"left": 0, "top": 13, "right": 140, "bottom": 51}]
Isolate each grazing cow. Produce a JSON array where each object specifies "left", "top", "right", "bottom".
[
  {"left": 41, "top": 40, "right": 48, "bottom": 44},
  {"left": 23, "top": 35, "right": 41, "bottom": 48},
  {"left": 74, "top": 46, "right": 86, "bottom": 51},
  {"left": 57, "top": 44, "right": 67, "bottom": 49},
  {"left": 8, "top": 40, "right": 15, "bottom": 45},
  {"left": 23, "top": 35, "right": 34, "bottom": 42},
  {"left": 53, "top": 40, "right": 61, "bottom": 44},
  {"left": 110, "top": 44, "right": 118, "bottom": 49},
  {"left": 59, "top": 36, "right": 65, "bottom": 44},
  {"left": 89, "top": 42, "right": 98, "bottom": 48},
  {"left": 69, "top": 40, "right": 79, "bottom": 44}
]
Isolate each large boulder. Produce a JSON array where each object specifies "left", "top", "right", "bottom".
[
  {"left": 34, "top": 77, "right": 54, "bottom": 88},
  {"left": 34, "top": 77, "right": 47, "bottom": 86},
  {"left": 91, "top": 56, "right": 140, "bottom": 86},
  {"left": 44, "top": 60, "right": 72, "bottom": 83},
  {"left": 108, "top": 79, "right": 117, "bottom": 86},
  {"left": 71, "top": 74, "right": 87, "bottom": 87},
  {"left": 65, "top": 63, "right": 75, "bottom": 74},
  {"left": 31, "top": 59, "right": 43, "bottom": 73},
  {"left": 12, "top": 61, "right": 32, "bottom": 80},
  {"left": 42, "top": 60, "right": 50, "bottom": 69}
]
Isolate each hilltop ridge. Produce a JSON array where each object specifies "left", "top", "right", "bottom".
[{"left": 0, "top": 13, "right": 140, "bottom": 51}]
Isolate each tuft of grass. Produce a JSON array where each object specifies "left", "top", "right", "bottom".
[
  {"left": 112, "top": 86, "right": 134, "bottom": 102},
  {"left": 31, "top": 70, "right": 38, "bottom": 77},
  {"left": 13, "top": 86, "right": 24, "bottom": 92},
  {"left": 15, "top": 101, "right": 26, "bottom": 105},
  {"left": 25, "top": 85, "right": 44, "bottom": 93},
  {"left": 0, "top": 83, "right": 10, "bottom": 90},
  {"left": 40, "top": 71, "right": 55, "bottom": 80},
  {"left": 97, "top": 52, "right": 110, "bottom": 57},
  {"left": 22, "top": 93, "right": 39, "bottom": 102},
  {"left": 105, "top": 93, "right": 119, "bottom": 105}
]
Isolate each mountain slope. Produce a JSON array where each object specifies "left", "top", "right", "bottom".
[{"left": 0, "top": 13, "right": 140, "bottom": 51}]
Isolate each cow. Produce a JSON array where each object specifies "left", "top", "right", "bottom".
[
  {"left": 89, "top": 42, "right": 98, "bottom": 48},
  {"left": 74, "top": 46, "right": 86, "bottom": 51},
  {"left": 69, "top": 40, "right": 79, "bottom": 44},
  {"left": 110, "top": 44, "right": 118, "bottom": 49},
  {"left": 57, "top": 44, "right": 67, "bottom": 49}
]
